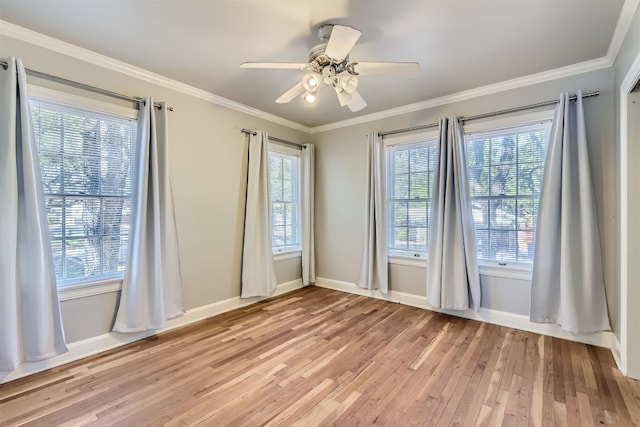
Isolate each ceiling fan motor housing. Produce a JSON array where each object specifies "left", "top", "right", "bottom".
[
  {"left": 317, "top": 24, "right": 334, "bottom": 42},
  {"left": 308, "top": 24, "right": 356, "bottom": 79},
  {"left": 309, "top": 45, "right": 351, "bottom": 71}
]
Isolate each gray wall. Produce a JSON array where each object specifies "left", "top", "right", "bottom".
[
  {"left": 1, "top": 25, "right": 627, "bottom": 346},
  {"left": 312, "top": 68, "right": 617, "bottom": 324},
  {"left": 1, "top": 35, "right": 305, "bottom": 344},
  {"left": 614, "top": 7, "right": 640, "bottom": 87},
  {"left": 612, "top": 5, "right": 640, "bottom": 377}
]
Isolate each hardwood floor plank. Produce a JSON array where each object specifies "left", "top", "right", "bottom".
[
  {"left": 565, "top": 394, "right": 581, "bottom": 426},
  {"left": 488, "top": 389, "right": 510, "bottom": 426},
  {"left": 553, "top": 400, "right": 568, "bottom": 426},
  {"left": 587, "top": 379, "right": 608, "bottom": 425},
  {"left": 474, "top": 404, "right": 492, "bottom": 427},
  {"left": 561, "top": 340, "right": 577, "bottom": 399},
  {"left": 417, "top": 320, "right": 481, "bottom": 402},
  {"left": 263, "top": 378, "right": 336, "bottom": 426},
  {"left": 569, "top": 341, "right": 588, "bottom": 394},
  {"left": 461, "top": 326, "right": 505, "bottom": 426},
  {"left": 0, "top": 286, "right": 637, "bottom": 426},
  {"left": 576, "top": 391, "right": 595, "bottom": 426},
  {"left": 552, "top": 338, "right": 566, "bottom": 404},
  {"left": 595, "top": 346, "right": 635, "bottom": 426},
  {"left": 483, "top": 330, "right": 514, "bottom": 408},
  {"left": 504, "top": 374, "right": 523, "bottom": 418},
  {"left": 612, "top": 366, "right": 640, "bottom": 425},
  {"left": 515, "top": 332, "right": 536, "bottom": 426},
  {"left": 541, "top": 391, "right": 555, "bottom": 426}
]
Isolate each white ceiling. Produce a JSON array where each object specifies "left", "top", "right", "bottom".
[{"left": 0, "top": 0, "right": 627, "bottom": 128}]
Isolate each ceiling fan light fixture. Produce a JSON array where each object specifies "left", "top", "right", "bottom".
[
  {"left": 302, "top": 74, "right": 319, "bottom": 92},
  {"left": 303, "top": 91, "right": 318, "bottom": 104},
  {"left": 338, "top": 75, "right": 358, "bottom": 94}
]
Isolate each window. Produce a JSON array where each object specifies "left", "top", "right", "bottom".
[
  {"left": 386, "top": 136, "right": 438, "bottom": 255},
  {"left": 268, "top": 148, "right": 301, "bottom": 253},
  {"left": 465, "top": 121, "right": 551, "bottom": 264},
  {"left": 30, "top": 95, "right": 137, "bottom": 286}
]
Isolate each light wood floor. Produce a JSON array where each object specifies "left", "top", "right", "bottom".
[{"left": 1, "top": 286, "right": 639, "bottom": 426}]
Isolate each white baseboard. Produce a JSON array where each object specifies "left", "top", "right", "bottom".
[
  {"left": 1, "top": 279, "right": 304, "bottom": 384},
  {"left": 611, "top": 335, "right": 623, "bottom": 371},
  {"left": 315, "top": 277, "right": 618, "bottom": 350}
]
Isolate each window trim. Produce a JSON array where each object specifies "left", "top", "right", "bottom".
[
  {"left": 384, "top": 111, "right": 554, "bottom": 277},
  {"left": 29, "top": 86, "right": 138, "bottom": 294},
  {"left": 477, "top": 261, "right": 533, "bottom": 281},
  {"left": 463, "top": 109, "right": 554, "bottom": 135},
  {"left": 465, "top": 109, "right": 554, "bottom": 268},
  {"left": 384, "top": 130, "right": 439, "bottom": 257},
  {"left": 388, "top": 253, "right": 427, "bottom": 268},
  {"left": 387, "top": 254, "right": 532, "bottom": 280},
  {"left": 58, "top": 278, "right": 123, "bottom": 302},
  {"left": 273, "top": 249, "right": 302, "bottom": 261},
  {"left": 28, "top": 84, "right": 138, "bottom": 120},
  {"left": 268, "top": 143, "right": 302, "bottom": 254},
  {"left": 382, "top": 130, "right": 440, "bottom": 148}
]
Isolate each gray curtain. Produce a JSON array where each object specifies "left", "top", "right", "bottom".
[
  {"left": 0, "top": 57, "right": 67, "bottom": 371},
  {"left": 301, "top": 144, "right": 315, "bottom": 286},
  {"left": 356, "top": 131, "right": 388, "bottom": 293},
  {"left": 530, "top": 92, "right": 610, "bottom": 332},
  {"left": 427, "top": 117, "right": 481, "bottom": 310},
  {"left": 241, "top": 130, "right": 277, "bottom": 297},
  {"left": 113, "top": 98, "right": 185, "bottom": 332}
]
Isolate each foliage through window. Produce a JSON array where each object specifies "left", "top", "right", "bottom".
[
  {"left": 30, "top": 98, "right": 136, "bottom": 285},
  {"left": 465, "top": 122, "right": 551, "bottom": 263},
  {"left": 386, "top": 140, "right": 438, "bottom": 254},
  {"left": 268, "top": 150, "right": 301, "bottom": 252}
]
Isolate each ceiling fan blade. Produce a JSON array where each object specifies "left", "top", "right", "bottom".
[
  {"left": 324, "top": 25, "right": 362, "bottom": 62},
  {"left": 275, "top": 82, "right": 305, "bottom": 103},
  {"left": 241, "top": 62, "right": 308, "bottom": 70},
  {"left": 347, "top": 90, "right": 367, "bottom": 112},
  {"left": 351, "top": 62, "right": 420, "bottom": 77}
]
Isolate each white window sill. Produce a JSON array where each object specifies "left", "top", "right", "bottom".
[
  {"left": 388, "top": 253, "right": 427, "bottom": 268},
  {"left": 58, "top": 278, "right": 123, "bottom": 302},
  {"left": 478, "top": 262, "right": 532, "bottom": 281},
  {"left": 387, "top": 254, "right": 532, "bottom": 281},
  {"left": 273, "top": 250, "right": 302, "bottom": 261}
]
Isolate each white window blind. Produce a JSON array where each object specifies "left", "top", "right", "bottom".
[
  {"left": 268, "top": 150, "right": 301, "bottom": 252},
  {"left": 30, "top": 97, "right": 137, "bottom": 286},
  {"left": 465, "top": 122, "right": 551, "bottom": 263},
  {"left": 386, "top": 140, "right": 438, "bottom": 255}
]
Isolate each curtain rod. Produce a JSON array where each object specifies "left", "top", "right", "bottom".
[
  {"left": 241, "top": 129, "right": 305, "bottom": 149},
  {"left": 0, "top": 60, "right": 173, "bottom": 112},
  {"left": 378, "top": 91, "right": 599, "bottom": 137}
]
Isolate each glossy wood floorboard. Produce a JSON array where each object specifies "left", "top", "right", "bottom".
[{"left": 1, "top": 286, "right": 639, "bottom": 426}]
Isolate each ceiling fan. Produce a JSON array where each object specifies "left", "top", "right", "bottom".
[{"left": 240, "top": 24, "right": 420, "bottom": 112}]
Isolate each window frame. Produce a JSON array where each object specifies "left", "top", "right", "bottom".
[
  {"left": 28, "top": 85, "right": 137, "bottom": 297},
  {"left": 383, "top": 111, "right": 554, "bottom": 280},
  {"left": 267, "top": 142, "right": 302, "bottom": 257},
  {"left": 384, "top": 130, "right": 439, "bottom": 260},
  {"left": 464, "top": 109, "right": 554, "bottom": 270}
]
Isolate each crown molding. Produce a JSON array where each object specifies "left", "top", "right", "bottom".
[
  {"left": 309, "top": 56, "right": 612, "bottom": 134},
  {"left": 607, "top": 0, "right": 640, "bottom": 63},
  {"left": 0, "top": 19, "right": 311, "bottom": 134}
]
